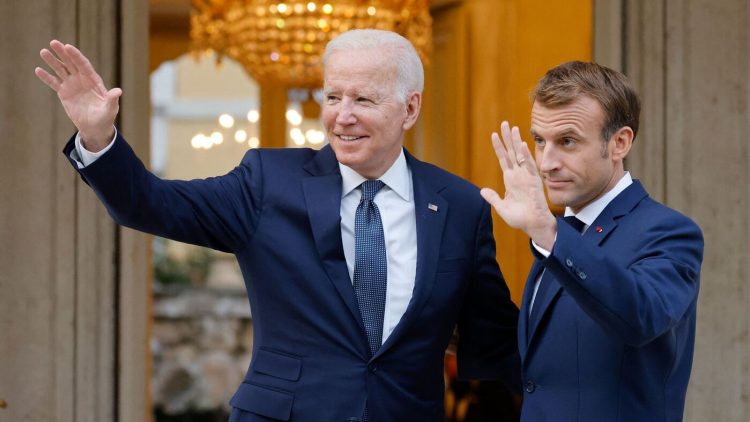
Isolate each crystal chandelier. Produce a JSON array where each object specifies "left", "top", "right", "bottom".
[{"left": 190, "top": 0, "right": 432, "bottom": 88}]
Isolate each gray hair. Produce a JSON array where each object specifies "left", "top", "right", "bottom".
[{"left": 323, "top": 29, "right": 424, "bottom": 101}]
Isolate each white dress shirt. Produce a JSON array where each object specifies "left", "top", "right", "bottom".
[
  {"left": 75, "top": 133, "right": 418, "bottom": 345},
  {"left": 339, "top": 151, "right": 417, "bottom": 344},
  {"left": 529, "top": 172, "right": 633, "bottom": 313},
  {"left": 72, "top": 129, "right": 117, "bottom": 168}
]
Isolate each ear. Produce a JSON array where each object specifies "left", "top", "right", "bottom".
[
  {"left": 402, "top": 91, "right": 422, "bottom": 130},
  {"left": 610, "top": 126, "right": 634, "bottom": 162}
]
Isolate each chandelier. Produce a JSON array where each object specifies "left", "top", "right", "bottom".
[{"left": 190, "top": 0, "right": 432, "bottom": 88}]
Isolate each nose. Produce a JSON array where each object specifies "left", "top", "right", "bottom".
[
  {"left": 335, "top": 98, "right": 357, "bottom": 125},
  {"left": 537, "top": 144, "right": 560, "bottom": 174}
]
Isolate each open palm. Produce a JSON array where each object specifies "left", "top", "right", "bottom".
[
  {"left": 481, "top": 122, "right": 556, "bottom": 248},
  {"left": 35, "top": 40, "right": 121, "bottom": 150}
]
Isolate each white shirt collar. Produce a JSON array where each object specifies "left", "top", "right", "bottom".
[
  {"left": 339, "top": 149, "right": 411, "bottom": 201},
  {"left": 564, "top": 172, "right": 633, "bottom": 227}
]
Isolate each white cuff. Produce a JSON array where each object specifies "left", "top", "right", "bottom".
[
  {"left": 71, "top": 128, "right": 118, "bottom": 168},
  {"left": 531, "top": 239, "right": 553, "bottom": 258}
]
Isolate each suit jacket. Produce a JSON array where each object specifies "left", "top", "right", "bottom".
[
  {"left": 518, "top": 181, "right": 703, "bottom": 421},
  {"left": 64, "top": 134, "right": 520, "bottom": 421}
]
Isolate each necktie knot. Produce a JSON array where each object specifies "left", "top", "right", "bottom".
[
  {"left": 563, "top": 215, "right": 586, "bottom": 233},
  {"left": 360, "top": 180, "right": 385, "bottom": 202}
]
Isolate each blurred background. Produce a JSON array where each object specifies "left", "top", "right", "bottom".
[{"left": 2, "top": 0, "right": 748, "bottom": 421}]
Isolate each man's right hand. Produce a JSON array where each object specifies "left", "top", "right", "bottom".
[{"left": 35, "top": 40, "right": 121, "bottom": 152}]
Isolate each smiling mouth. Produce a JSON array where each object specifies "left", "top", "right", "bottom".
[{"left": 337, "top": 135, "right": 367, "bottom": 142}]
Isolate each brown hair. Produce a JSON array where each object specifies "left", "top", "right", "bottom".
[{"left": 532, "top": 61, "right": 641, "bottom": 143}]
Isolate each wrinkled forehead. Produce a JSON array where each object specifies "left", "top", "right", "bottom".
[{"left": 531, "top": 97, "right": 605, "bottom": 136}]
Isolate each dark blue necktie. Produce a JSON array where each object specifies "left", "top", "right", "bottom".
[
  {"left": 562, "top": 215, "right": 586, "bottom": 234},
  {"left": 529, "top": 216, "right": 586, "bottom": 326},
  {"left": 353, "top": 180, "right": 387, "bottom": 357}
]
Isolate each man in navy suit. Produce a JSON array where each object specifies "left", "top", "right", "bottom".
[
  {"left": 35, "top": 30, "right": 520, "bottom": 421},
  {"left": 481, "top": 61, "right": 704, "bottom": 421}
]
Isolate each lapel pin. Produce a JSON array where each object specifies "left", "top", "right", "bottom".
[
  {"left": 595, "top": 226, "right": 603, "bottom": 233},
  {"left": 428, "top": 203, "right": 438, "bottom": 212}
]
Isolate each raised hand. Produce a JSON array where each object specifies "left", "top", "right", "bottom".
[
  {"left": 35, "top": 40, "right": 121, "bottom": 151},
  {"left": 480, "top": 121, "right": 557, "bottom": 249}
]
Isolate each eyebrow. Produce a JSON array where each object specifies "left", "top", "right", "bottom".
[{"left": 530, "top": 128, "right": 582, "bottom": 139}]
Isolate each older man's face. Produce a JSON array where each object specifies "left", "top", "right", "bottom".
[{"left": 322, "top": 48, "right": 418, "bottom": 179}]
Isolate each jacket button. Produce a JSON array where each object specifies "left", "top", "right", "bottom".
[
  {"left": 525, "top": 380, "right": 535, "bottom": 393},
  {"left": 368, "top": 364, "right": 378, "bottom": 373},
  {"left": 578, "top": 271, "right": 587, "bottom": 280},
  {"left": 565, "top": 258, "right": 573, "bottom": 267}
]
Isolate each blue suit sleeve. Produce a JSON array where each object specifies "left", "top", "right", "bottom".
[
  {"left": 544, "top": 213, "right": 704, "bottom": 347},
  {"left": 63, "top": 132, "right": 262, "bottom": 253},
  {"left": 456, "top": 202, "right": 522, "bottom": 392}
]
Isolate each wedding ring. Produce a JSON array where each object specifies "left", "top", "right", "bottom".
[{"left": 516, "top": 157, "right": 526, "bottom": 165}]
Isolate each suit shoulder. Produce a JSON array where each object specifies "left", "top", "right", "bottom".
[
  {"left": 636, "top": 196, "right": 703, "bottom": 237},
  {"left": 239, "top": 147, "right": 317, "bottom": 167},
  {"left": 413, "top": 159, "right": 481, "bottom": 194}
]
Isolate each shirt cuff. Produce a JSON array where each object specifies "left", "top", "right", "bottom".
[
  {"left": 531, "top": 239, "right": 553, "bottom": 258},
  {"left": 71, "top": 128, "right": 118, "bottom": 168}
]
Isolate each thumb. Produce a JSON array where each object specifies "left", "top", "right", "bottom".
[
  {"left": 105, "top": 88, "right": 122, "bottom": 118},
  {"left": 106, "top": 87, "right": 122, "bottom": 105},
  {"left": 480, "top": 187, "right": 503, "bottom": 210}
]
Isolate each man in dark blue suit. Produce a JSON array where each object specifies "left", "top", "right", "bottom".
[
  {"left": 481, "top": 61, "right": 704, "bottom": 421},
  {"left": 35, "top": 30, "right": 520, "bottom": 421}
]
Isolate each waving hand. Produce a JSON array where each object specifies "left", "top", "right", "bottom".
[
  {"left": 480, "top": 121, "right": 557, "bottom": 249},
  {"left": 35, "top": 40, "right": 121, "bottom": 151}
]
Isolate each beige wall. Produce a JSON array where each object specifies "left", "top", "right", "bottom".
[
  {"left": 0, "top": 0, "right": 150, "bottom": 421},
  {"left": 595, "top": 0, "right": 750, "bottom": 419}
]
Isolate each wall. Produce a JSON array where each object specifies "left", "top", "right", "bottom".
[
  {"left": 595, "top": 0, "right": 750, "bottom": 419},
  {"left": 0, "top": 0, "right": 150, "bottom": 421}
]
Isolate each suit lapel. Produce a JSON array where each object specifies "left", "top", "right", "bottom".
[
  {"left": 375, "top": 152, "right": 448, "bottom": 359},
  {"left": 518, "top": 261, "right": 543, "bottom": 359},
  {"left": 526, "top": 268, "right": 563, "bottom": 345},
  {"left": 588, "top": 180, "right": 648, "bottom": 246},
  {"left": 301, "top": 146, "right": 365, "bottom": 331}
]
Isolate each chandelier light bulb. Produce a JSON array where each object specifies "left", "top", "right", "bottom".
[
  {"left": 247, "top": 110, "right": 260, "bottom": 123},
  {"left": 235, "top": 129, "right": 248, "bottom": 143},
  {"left": 286, "top": 109, "right": 303, "bottom": 126},
  {"left": 248, "top": 137, "right": 260, "bottom": 148},
  {"left": 305, "top": 129, "right": 326, "bottom": 145},
  {"left": 290, "top": 128, "right": 306, "bottom": 146},
  {"left": 191, "top": 133, "right": 205, "bottom": 150},
  {"left": 219, "top": 113, "right": 235, "bottom": 128}
]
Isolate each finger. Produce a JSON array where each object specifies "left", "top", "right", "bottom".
[
  {"left": 479, "top": 187, "right": 504, "bottom": 211},
  {"left": 34, "top": 67, "right": 61, "bottom": 91},
  {"left": 518, "top": 142, "right": 540, "bottom": 176},
  {"left": 510, "top": 126, "right": 528, "bottom": 166},
  {"left": 39, "top": 48, "right": 70, "bottom": 80},
  {"left": 49, "top": 40, "right": 77, "bottom": 75},
  {"left": 65, "top": 43, "right": 107, "bottom": 94},
  {"left": 500, "top": 121, "right": 517, "bottom": 166},
  {"left": 491, "top": 131, "right": 512, "bottom": 171}
]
